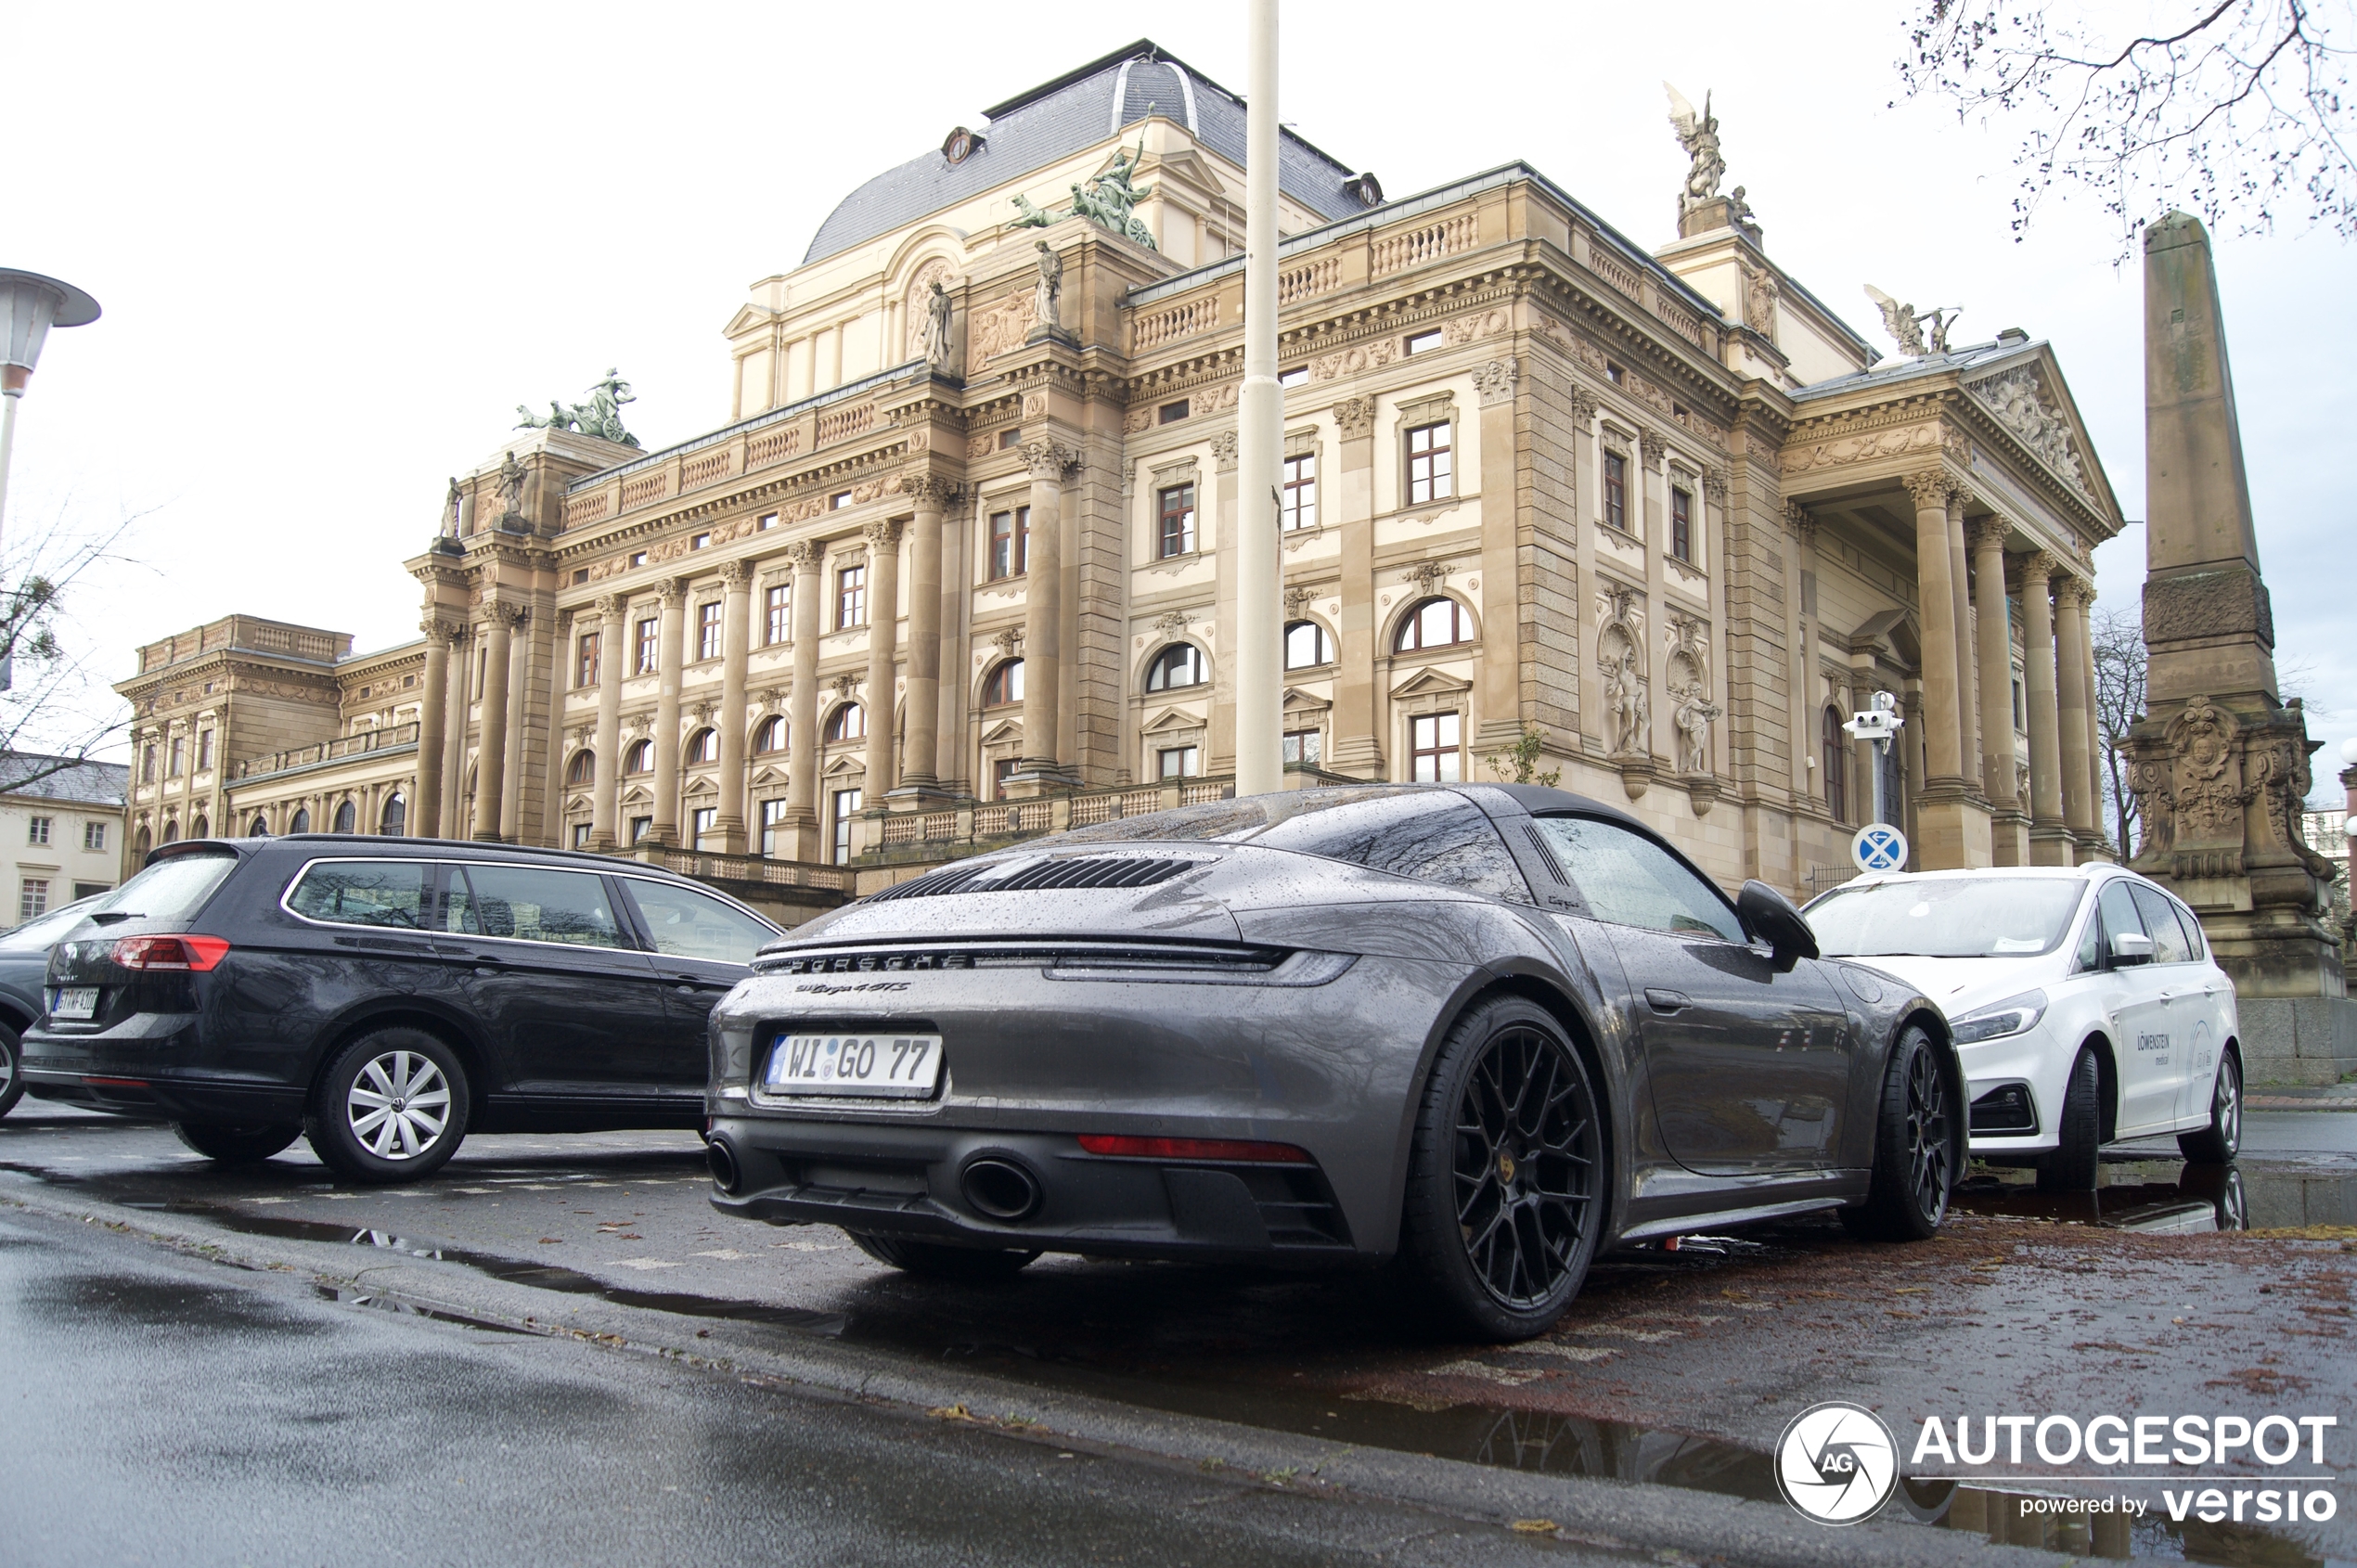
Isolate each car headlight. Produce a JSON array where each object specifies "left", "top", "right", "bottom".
[{"left": 1950, "top": 989, "right": 2048, "bottom": 1045}]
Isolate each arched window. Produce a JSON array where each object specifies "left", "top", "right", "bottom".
[
  {"left": 380, "top": 790, "right": 406, "bottom": 836},
  {"left": 1822, "top": 707, "right": 1849, "bottom": 823},
  {"left": 566, "top": 751, "right": 596, "bottom": 786},
  {"left": 753, "top": 716, "right": 787, "bottom": 753},
  {"left": 623, "top": 739, "right": 654, "bottom": 775},
  {"left": 1394, "top": 596, "right": 1473, "bottom": 652},
  {"left": 983, "top": 658, "right": 1024, "bottom": 708},
  {"left": 824, "top": 703, "right": 866, "bottom": 742},
  {"left": 686, "top": 728, "right": 720, "bottom": 765},
  {"left": 289, "top": 808, "right": 311, "bottom": 834},
  {"left": 1283, "top": 621, "right": 1332, "bottom": 670},
  {"left": 1144, "top": 643, "right": 1206, "bottom": 693},
  {"left": 332, "top": 800, "right": 357, "bottom": 834},
  {"left": 161, "top": 820, "right": 179, "bottom": 843},
  {"left": 191, "top": 815, "right": 210, "bottom": 840},
  {"left": 250, "top": 815, "right": 270, "bottom": 838},
  {"left": 135, "top": 826, "right": 153, "bottom": 855}
]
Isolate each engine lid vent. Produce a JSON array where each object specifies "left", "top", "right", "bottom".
[{"left": 866, "top": 855, "right": 1200, "bottom": 903}]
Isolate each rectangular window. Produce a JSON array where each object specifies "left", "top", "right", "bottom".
[
  {"left": 629, "top": 816, "right": 653, "bottom": 844},
  {"left": 474, "top": 648, "right": 487, "bottom": 699},
  {"left": 629, "top": 550, "right": 648, "bottom": 568},
  {"left": 1410, "top": 712, "right": 1462, "bottom": 782},
  {"left": 691, "top": 532, "right": 711, "bottom": 550},
  {"left": 1604, "top": 452, "right": 1628, "bottom": 532},
  {"left": 831, "top": 788, "right": 863, "bottom": 866},
  {"left": 760, "top": 798, "right": 791, "bottom": 857},
  {"left": 1157, "top": 745, "right": 1201, "bottom": 779},
  {"left": 1406, "top": 422, "right": 1452, "bottom": 505},
  {"left": 989, "top": 507, "right": 1030, "bottom": 580},
  {"left": 636, "top": 617, "right": 659, "bottom": 675},
  {"left": 1157, "top": 484, "right": 1196, "bottom": 559},
  {"left": 287, "top": 860, "right": 428, "bottom": 930},
  {"left": 19, "top": 879, "right": 50, "bottom": 921},
  {"left": 1281, "top": 454, "right": 1318, "bottom": 531},
  {"left": 1405, "top": 328, "right": 1442, "bottom": 355},
  {"left": 28, "top": 816, "right": 52, "bottom": 846},
  {"left": 692, "top": 806, "right": 717, "bottom": 847},
  {"left": 992, "top": 758, "right": 1020, "bottom": 800},
  {"left": 1158, "top": 399, "right": 1189, "bottom": 425},
  {"left": 84, "top": 821, "right": 107, "bottom": 852},
  {"left": 1282, "top": 729, "right": 1322, "bottom": 766},
  {"left": 697, "top": 601, "right": 723, "bottom": 661},
  {"left": 457, "top": 863, "right": 625, "bottom": 948},
  {"left": 1278, "top": 366, "right": 1307, "bottom": 388},
  {"left": 141, "top": 745, "right": 156, "bottom": 784},
  {"left": 1670, "top": 487, "right": 1693, "bottom": 562},
  {"left": 197, "top": 730, "right": 215, "bottom": 771},
  {"left": 830, "top": 491, "right": 852, "bottom": 510},
  {"left": 998, "top": 428, "right": 1021, "bottom": 450},
  {"left": 576, "top": 632, "right": 601, "bottom": 688},
  {"left": 764, "top": 584, "right": 790, "bottom": 645},
  {"left": 573, "top": 568, "right": 590, "bottom": 585},
  {"left": 168, "top": 737, "right": 186, "bottom": 778},
  {"left": 1605, "top": 362, "right": 1625, "bottom": 385},
  {"left": 2013, "top": 678, "right": 2026, "bottom": 730},
  {"left": 571, "top": 822, "right": 591, "bottom": 848},
  {"left": 837, "top": 565, "right": 867, "bottom": 629},
  {"left": 758, "top": 512, "right": 778, "bottom": 532}
]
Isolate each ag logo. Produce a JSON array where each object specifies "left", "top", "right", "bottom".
[{"left": 1774, "top": 1401, "right": 1899, "bottom": 1524}]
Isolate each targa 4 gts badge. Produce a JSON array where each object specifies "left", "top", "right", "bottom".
[{"left": 1777, "top": 1402, "right": 1900, "bottom": 1524}]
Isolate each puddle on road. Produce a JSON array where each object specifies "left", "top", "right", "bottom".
[{"left": 1954, "top": 1157, "right": 2357, "bottom": 1234}]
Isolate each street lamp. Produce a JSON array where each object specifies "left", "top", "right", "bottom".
[{"left": 0, "top": 267, "right": 102, "bottom": 545}]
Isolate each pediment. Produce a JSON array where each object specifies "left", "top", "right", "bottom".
[
  {"left": 683, "top": 776, "right": 719, "bottom": 798},
  {"left": 723, "top": 303, "right": 780, "bottom": 340},
  {"left": 1847, "top": 606, "right": 1922, "bottom": 665},
  {"left": 750, "top": 764, "right": 787, "bottom": 786},
  {"left": 824, "top": 755, "right": 867, "bottom": 778},
  {"left": 620, "top": 786, "right": 653, "bottom": 806},
  {"left": 1389, "top": 666, "right": 1474, "bottom": 700},
  {"left": 1142, "top": 704, "right": 1206, "bottom": 734},
  {"left": 980, "top": 718, "right": 1024, "bottom": 745},
  {"left": 1282, "top": 686, "right": 1332, "bottom": 714}
]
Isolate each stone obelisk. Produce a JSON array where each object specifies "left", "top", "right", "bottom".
[{"left": 2123, "top": 212, "right": 2353, "bottom": 1084}]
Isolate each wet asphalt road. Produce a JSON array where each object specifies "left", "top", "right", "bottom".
[{"left": 2, "top": 1105, "right": 2352, "bottom": 1565}]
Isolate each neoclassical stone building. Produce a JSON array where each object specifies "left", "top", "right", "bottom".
[{"left": 120, "top": 42, "right": 2124, "bottom": 900}]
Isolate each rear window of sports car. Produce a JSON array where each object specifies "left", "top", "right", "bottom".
[{"left": 1055, "top": 788, "right": 1531, "bottom": 903}]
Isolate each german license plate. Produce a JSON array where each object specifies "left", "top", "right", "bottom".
[
  {"left": 763, "top": 1034, "right": 942, "bottom": 1099},
  {"left": 50, "top": 987, "right": 98, "bottom": 1021}
]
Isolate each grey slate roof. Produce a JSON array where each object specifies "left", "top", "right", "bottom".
[
  {"left": 801, "top": 41, "right": 1370, "bottom": 266},
  {"left": 1792, "top": 337, "right": 2033, "bottom": 403},
  {"left": 0, "top": 753, "right": 130, "bottom": 805}
]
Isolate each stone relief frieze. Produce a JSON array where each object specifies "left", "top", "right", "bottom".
[
  {"left": 1533, "top": 314, "right": 1727, "bottom": 450},
  {"left": 968, "top": 292, "right": 1039, "bottom": 362},
  {"left": 1780, "top": 420, "right": 1945, "bottom": 476}
]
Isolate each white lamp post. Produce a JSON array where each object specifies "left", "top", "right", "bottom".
[
  {"left": 1233, "top": 0, "right": 1282, "bottom": 798},
  {"left": 0, "top": 268, "right": 102, "bottom": 546}
]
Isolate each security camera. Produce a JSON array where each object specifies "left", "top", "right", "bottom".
[{"left": 1844, "top": 694, "right": 1905, "bottom": 746}]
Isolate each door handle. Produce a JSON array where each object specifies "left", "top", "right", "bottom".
[{"left": 1645, "top": 987, "right": 1691, "bottom": 1015}]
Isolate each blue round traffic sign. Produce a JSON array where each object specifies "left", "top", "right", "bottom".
[{"left": 1851, "top": 824, "right": 1909, "bottom": 874}]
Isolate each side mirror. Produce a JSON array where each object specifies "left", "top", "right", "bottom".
[
  {"left": 1738, "top": 880, "right": 1820, "bottom": 972},
  {"left": 2108, "top": 930, "right": 2155, "bottom": 967}
]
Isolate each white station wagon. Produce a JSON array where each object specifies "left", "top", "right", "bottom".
[{"left": 1804, "top": 866, "right": 2240, "bottom": 1189}]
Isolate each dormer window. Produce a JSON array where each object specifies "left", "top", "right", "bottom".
[{"left": 942, "top": 126, "right": 984, "bottom": 165}]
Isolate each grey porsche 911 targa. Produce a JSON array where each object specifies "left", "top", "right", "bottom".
[{"left": 704, "top": 783, "right": 1961, "bottom": 1341}]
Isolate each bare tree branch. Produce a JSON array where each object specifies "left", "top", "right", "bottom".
[
  {"left": 0, "top": 501, "right": 153, "bottom": 792},
  {"left": 2091, "top": 605, "right": 2149, "bottom": 858},
  {"left": 1896, "top": 0, "right": 2357, "bottom": 257}
]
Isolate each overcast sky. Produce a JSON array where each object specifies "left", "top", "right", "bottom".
[{"left": 9, "top": 1, "right": 2351, "bottom": 789}]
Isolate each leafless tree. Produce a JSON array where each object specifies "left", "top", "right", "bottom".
[
  {"left": 1896, "top": 1, "right": 2357, "bottom": 255},
  {"left": 2091, "top": 605, "right": 2149, "bottom": 857},
  {"left": 0, "top": 505, "right": 146, "bottom": 792}
]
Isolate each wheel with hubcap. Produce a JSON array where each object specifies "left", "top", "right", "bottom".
[
  {"left": 306, "top": 1029, "right": 470, "bottom": 1183},
  {"left": 1398, "top": 996, "right": 1603, "bottom": 1342},
  {"left": 0, "top": 1022, "right": 23, "bottom": 1120},
  {"left": 1842, "top": 1023, "right": 1958, "bottom": 1240},
  {"left": 174, "top": 1122, "right": 303, "bottom": 1164},
  {"left": 2177, "top": 1051, "right": 2242, "bottom": 1165},
  {"left": 847, "top": 1231, "right": 1039, "bottom": 1282},
  {"left": 2034, "top": 1047, "right": 2102, "bottom": 1193}
]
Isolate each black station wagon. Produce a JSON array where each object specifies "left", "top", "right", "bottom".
[{"left": 20, "top": 836, "right": 781, "bottom": 1181}]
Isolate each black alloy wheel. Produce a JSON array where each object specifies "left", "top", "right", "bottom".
[
  {"left": 1401, "top": 996, "right": 1602, "bottom": 1341},
  {"left": 2177, "top": 1051, "right": 2242, "bottom": 1165},
  {"left": 306, "top": 1028, "right": 472, "bottom": 1184},
  {"left": 174, "top": 1122, "right": 303, "bottom": 1164},
  {"left": 1843, "top": 1023, "right": 1957, "bottom": 1241},
  {"left": 847, "top": 1231, "right": 1039, "bottom": 1282},
  {"left": 0, "top": 1022, "right": 22, "bottom": 1119},
  {"left": 2035, "top": 1047, "right": 2102, "bottom": 1193}
]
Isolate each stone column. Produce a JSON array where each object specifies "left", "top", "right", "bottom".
[
  {"left": 652, "top": 578, "right": 686, "bottom": 845},
  {"left": 1012, "top": 439, "right": 1075, "bottom": 786},
  {"left": 589, "top": 594, "right": 625, "bottom": 851},
  {"left": 1639, "top": 431, "right": 1672, "bottom": 762},
  {"left": 2080, "top": 587, "right": 2107, "bottom": 855},
  {"left": 1904, "top": 469, "right": 1980, "bottom": 868},
  {"left": 2018, "top": 551, "right": 2071, "bottom": 865},
  {"left": 1567, "top": 388, "right": 1604, "bottom": 752},
  {"left": 715, "top": 560, "right": 753, "bottom": 853},
  {"left": 898, "top": 479, "right": 950, "bottom": 793},
  {"left": 935, "top": 493, "right": 974, "bottom": 797},
  {"left": 438, "top": 625, "right": 470, "bottom": 838},
  {"left": 1971, "top": 518, "right": 2028, "bottom": 865},
  {"left": 1785, "top": 503, "right": 1819, "bottom": 815},
  {"left": 1946, "top": 488, "right": 1979, "bottom": 794},
  {"left": 2054, "top": 576, "right": 2097, "bottom": 848},
  {"left": 416, "top": 620, "right": 454, "bottom": 838},
  {"left": 861, "top": 519, "right": 903, "bottom": 797},
  {"left": 471, "top": 603, "right": 516, "bottom": 841},
  {"left": 1474, "top": 357, "right": 1523, "bottom": 752},
  {"left": 498, "top": 610, "right": 529, "bottom": 843},
  {"left": 1327, "top": 396, "right": 1382, "bottom": 777},
  {"left": 783, "top": 539, "right": 824, "bottom": 856}
]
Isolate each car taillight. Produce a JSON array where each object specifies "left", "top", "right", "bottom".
[
  {"left": 111, "top": 935, "right": 232, "bottom": 971},
  {"left": 1076, "top": 1134, "right": 1311, "bottom": 1164}
]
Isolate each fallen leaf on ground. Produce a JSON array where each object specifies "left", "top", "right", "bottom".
[{"left": 1510, "top": 1519, "right": 1559, "bottom": 1534}]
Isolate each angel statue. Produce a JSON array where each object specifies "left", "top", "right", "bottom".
[
  {"left": 1664, "top": 83, "right": 1724, "bottom": 218},
  {"left": 1863, "top": 287, "right": 1963, "bottom": 359}
]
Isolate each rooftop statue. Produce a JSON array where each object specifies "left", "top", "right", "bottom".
[
  {"left": 515, "top": 368, "right": 641, "bottom": 448},
  {"left": 1863, "top": 286, "right": 1962, "bottom": 358},
  {"left": 919, "top": 279, "right": 954, "bottom": 368},
  {"left": 1011, "top": 132, "right": 1158, "bottom": 249},
  {"left": 1665, "top": 83, "right": 1724, "bottom": 219}
]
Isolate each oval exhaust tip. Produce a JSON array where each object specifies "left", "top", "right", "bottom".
[
  {"left": 960, "top": 1156, "right": 1041, "bottom": 1222},
  {"left": 707, "top": 1137, "right": 741, "bottom": 1194}
]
